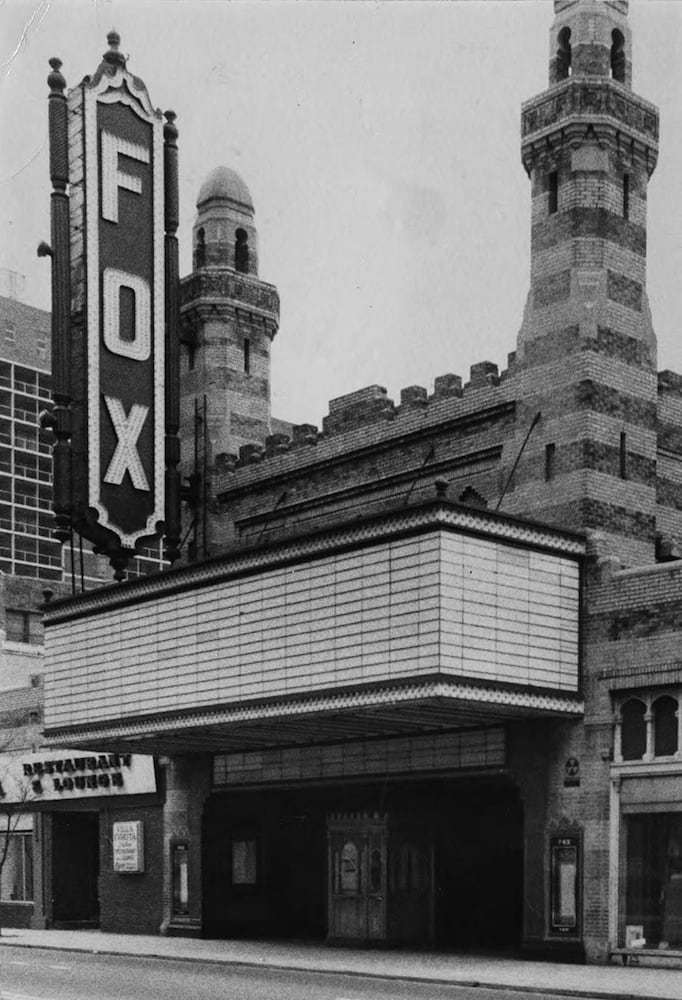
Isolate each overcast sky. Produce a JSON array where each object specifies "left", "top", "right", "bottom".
[{"left": 1, "top": 0, "right": 681, "bottom": 427}]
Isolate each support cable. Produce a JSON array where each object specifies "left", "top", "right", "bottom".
[{"left": 495, "top": 411, "right": 541, "bottom": 512}]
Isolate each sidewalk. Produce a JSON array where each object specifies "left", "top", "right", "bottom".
[{"left": 1, "top": 927, "right": 681, "bottom": 999}]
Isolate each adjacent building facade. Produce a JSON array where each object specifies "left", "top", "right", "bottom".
[
  {"left": 0, "top": 288, "right": 164, "bottom": 927},
  {"left": 4, "top": 0, "right": 681, "bottom": 963}
]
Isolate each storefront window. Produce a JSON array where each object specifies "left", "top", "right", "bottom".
[
  {"left": 621, "top": 699, "right": 647, "bottom": 760},
  {"left": 0, "top": 833, "right": 33, "bottom": 901},
  {"left": 625, "top": 813, "right": 682, "bottom": 948},
  {"left": 653, "top": 696, "right": 678, "bottom": 757}
]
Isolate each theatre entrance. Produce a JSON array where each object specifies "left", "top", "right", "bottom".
[
  {"left": 203, "top": 776, "right": 523, "bottom": 949},
  {"left": 51, "top": 811, "right": 100, "bottom": 927}
]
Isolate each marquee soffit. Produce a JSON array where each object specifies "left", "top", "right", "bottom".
[{"left": 42, "top": 680, "right": 585, "bottom": 757}]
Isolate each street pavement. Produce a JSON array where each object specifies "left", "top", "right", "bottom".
[
  {"left": 0, "top": 944, "right": 593, "bottom": 1000},
  {"left": 0, "top": 928, "right": 681, "bottom": 999}
]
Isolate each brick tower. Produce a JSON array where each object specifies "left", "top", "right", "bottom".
[
  {"left": 179, "top": 166, "right": 280, "bottom": 554},
  {"left": 506, "top": 0, "right": 660, "bottom": 566}
]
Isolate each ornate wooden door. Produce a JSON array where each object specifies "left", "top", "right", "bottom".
[{"left": 327, "top": 813, "right": 387, "bottom": 943}]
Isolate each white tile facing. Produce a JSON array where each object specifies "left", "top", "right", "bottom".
[{"left": 45, "top": 530, "right": 580, "bottom": 727}]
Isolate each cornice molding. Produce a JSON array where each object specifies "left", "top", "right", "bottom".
[
  {"left": 43, "top": 500, "right": 585, "bottom": 624},
  {"left": 180, "top": 268, "right": 280, "bottom": 326},
  {"left": 521, "top": 80, "right": 659, "bottom": 175}
]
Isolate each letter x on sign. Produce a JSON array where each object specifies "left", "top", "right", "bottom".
[{"left": 103, "top": 395, "right": 150, "bottom": 491}]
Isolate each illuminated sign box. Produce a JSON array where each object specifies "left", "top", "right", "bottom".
[{"left": 46, "top": 32, "right": 181, "bottom": 577}]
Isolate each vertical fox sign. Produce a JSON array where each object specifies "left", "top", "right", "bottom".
[{"left": 46, "top": 34, "right": 180, "bottom": 579}]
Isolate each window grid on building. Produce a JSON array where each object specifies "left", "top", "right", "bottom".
[
  {"left": 0, "top": 356, "right": 62, "bottom": 579},
  {"left": 1, "top": 347, "right": 167, "bottom": 583}
]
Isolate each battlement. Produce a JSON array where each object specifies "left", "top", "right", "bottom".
[
  {"left": 658, "top": 370, "right": 682, "bottom": 398},
  {"left": 214, "top": 359, "right": 513, "bottom": 483}
]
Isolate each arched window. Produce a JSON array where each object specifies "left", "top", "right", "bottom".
[
  {"left": 621, "top": 698, "right": 646, "bottom": 760},
  {"left": 235, "top": 228, "right": 249, "bottom": 274},
  {"left": 653, "top": 696, "right": 678, "bottom": 757},
  {"left": 194, "top": 227, "right": 205, "bottom": 269},
  {"left": 556, "top": 27, "right": 572, "bottom": 80},
  {"left": 611, "top": 29, "right": 626, "bottom": 83}
]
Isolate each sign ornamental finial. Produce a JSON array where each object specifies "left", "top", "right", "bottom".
[
  {"left": 47, "top": 57, "right": 66, "bottom": 94},
  {"left": 103, "top": 30, "right": 127, "bottom": 70}
]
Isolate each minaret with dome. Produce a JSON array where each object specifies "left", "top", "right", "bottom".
[
  {"left": 506, "top": 0, "right": 660, "bottom": 567},
  {"left": 179, "top": 165, "right": 280, "bottom": 555},
  {"left": 192, "top": 166, "right": 259, "bottom": 276}
]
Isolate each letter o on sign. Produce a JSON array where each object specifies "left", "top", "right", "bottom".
[{"left": 103, "top": 267, "right": 151, "bottom": 361}]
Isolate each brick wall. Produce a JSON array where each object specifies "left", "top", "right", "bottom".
[
  {"left": 208, "top": 368, "right": 514, "bottom": 551},
  {"left": 98, "top": 801, "right": 164, "bottom": 935}
]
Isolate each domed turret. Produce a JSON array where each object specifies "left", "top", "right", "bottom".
[
  {"left": 180, "top": 166, "right": 281, "bottom": 556},
  {"left": 193, "top": 165, "right": 258, "bottom": 275},
  {"left": 197, "top": 166, "right": 254, "bottom": 211}
]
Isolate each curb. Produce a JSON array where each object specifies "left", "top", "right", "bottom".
[{"left": 0, "top": 937, "right": 671, "bottom": 1000}]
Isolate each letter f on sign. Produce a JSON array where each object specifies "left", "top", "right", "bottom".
[
  {"left": 101, "top": 132, "right": 150, "bottom": 224},
  {"left": 104, "top": 396, "right": 150, "bottom": 491}
]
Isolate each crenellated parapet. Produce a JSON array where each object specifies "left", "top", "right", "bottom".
[
  {"left": 215, "top": 358, "right": 512, "bottom": 475},
  {"left": 203, "top": 358, "right": 520, "bottom": 552}
]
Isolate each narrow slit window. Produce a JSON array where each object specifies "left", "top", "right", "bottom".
[
  {"left": 545, "top": 442, "right": 556, "bottom": 482},
  {"left": 556, "top": 27, "right": 572, "bottom": 81},
  {"left": 623, "top": 173, "right": 630, "bottom": 220},
  {"left": 548, "top": 172, "right": 559, "bottom": 215},
  {"left": 243, "top": 338, "right": 250, "bottom": 374},
  {"left": 611, "top": 29, "right": 626, "bottom": 83},
  {"left": 620, "top": 432, "right": 627, "bottom": 479},
  {"left": 195, "top": 227, "right": 206, "bottom": 269},
  {"left": 235, "top": 228, "right": 249, "bottom": 274}
]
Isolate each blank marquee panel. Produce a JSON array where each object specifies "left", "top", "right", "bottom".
[{"left": 45, "top": 530, "right": 580, "bottom": 729}]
